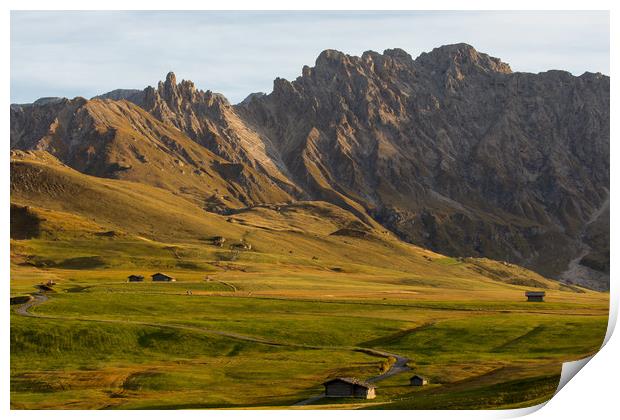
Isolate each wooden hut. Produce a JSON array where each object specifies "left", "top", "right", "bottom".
[
  {"left": 410, "top": 375, "right": 428, "bottom": 386},
  {"left": 151, "top": 273, "right": 176, "bottom": 282},
  {"left": 323, "top": 377, "right": 376, "bottom": 399},
  {"left": 127, "top": 275, "right": 144, "bottom": 282},
  {"left": 525, "top": 291, "right": 545, "bottom": 302}
]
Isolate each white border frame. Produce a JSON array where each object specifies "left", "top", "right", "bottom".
[{"left": 2, "top": 2, "right": 617, "bottom": 420}]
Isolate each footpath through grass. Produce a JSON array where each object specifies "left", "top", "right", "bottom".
[{"left": 11, "top": 276, "right": 607, "bottom": 409}]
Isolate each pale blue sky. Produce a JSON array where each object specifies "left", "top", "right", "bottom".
[{"left": 10, "top": 11, "right": 609, "bottom": 104}]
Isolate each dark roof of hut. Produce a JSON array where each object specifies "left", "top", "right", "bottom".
[{"left": 323, "top": 377, "right": 375, "bottom": 389}]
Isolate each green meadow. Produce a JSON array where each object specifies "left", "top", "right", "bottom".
[
  {"left": 9, "top": 162, "right": 610, "bottom": 409},
  {"left": 10, "top": 242, "right": 608, "bottom": 409}
]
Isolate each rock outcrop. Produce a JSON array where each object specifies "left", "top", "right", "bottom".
[
  {"left": 123, "top": 72, "right": 299, "bottom": 195},
  {"left": 10, "top": 96, "right": 293, "bottom": 209}
]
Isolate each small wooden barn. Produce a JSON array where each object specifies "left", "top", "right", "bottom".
[
  {"left": 525, "top": 291, "right": 545, "bottom": 302},
  {"left": 151, "top": 273, "right": 176, "bottom": 282},
  {"left": 127, "top": 275, "right": 144, "bottom": 282},
  {"left": 323, "top": 377, "right": 376, "bottom": 399},
  {"left": 410, "top": 375, "right": 428, "bottom": 386}
]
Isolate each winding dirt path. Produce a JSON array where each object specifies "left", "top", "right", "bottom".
[
  {"left": 14, "top": 293, "right": 49, "bottom": 317},
  {"left": 367, "top": 352, "right": 410, "bottom": 383}
]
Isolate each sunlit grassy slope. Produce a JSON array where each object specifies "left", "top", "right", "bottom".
[{"left": 10, "top": 153, "right": 609, "bottom": 409}]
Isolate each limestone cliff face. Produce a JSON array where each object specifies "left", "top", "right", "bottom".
[
  {"left": 10, "top": 43, "right": 610, "bottom": 289},
  {"left": 238, "top": 44, "right": 610, "bottom": 288}
]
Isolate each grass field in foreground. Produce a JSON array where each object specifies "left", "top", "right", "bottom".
[
  {"left": 10, "top": 251, "right": 608, "bottom": 409},
  {"left": 9, "top": 167, "right": 610, "bottom": 409}
]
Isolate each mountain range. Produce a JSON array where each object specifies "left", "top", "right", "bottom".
[{"left": 10, "top": 43, "right": 610, "bottom": 290}]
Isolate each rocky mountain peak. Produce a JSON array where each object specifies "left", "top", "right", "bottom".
[
  {"left": 382, "top": 48, "right": 413, "bottom": 61},
  {"left": 165, "top": 71, "right": 177, "bottom": 86},
  {"left": 154, "top": 72, "right": 216, "bottom": 106},
  {"left": 315, "top": 49, "right": 348, "bottom": 67},
  {"left": 157, "top": 71, "right": 181, "bottom": 104},
  {"left": 239, "top": 92, "right": 266, "bottom": 106},
  {"left": 415, "top": 43, "right": 512, "bottom": 75},
  {"left": 292, "top": 48, "right": 414, "bottom": 93},
  {"left": 91, "top": 89, "right": 141, "bottom": 101}
]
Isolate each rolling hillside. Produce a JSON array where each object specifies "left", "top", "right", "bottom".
[
  {"left": 10, "top": 144, "right": 607, "bottom": 410},
  {"left": 11, "top": 148, "right": 589, "bottom": 295}
]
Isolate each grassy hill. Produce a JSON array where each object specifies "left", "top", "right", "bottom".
[{"left": 10, "top": 152, "right": 609, "bottom": 409}]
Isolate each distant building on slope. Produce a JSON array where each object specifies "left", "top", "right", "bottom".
[
  {"left": 525, "top": 291, "right": 545, "bottom": 302},
  {"left": 410, "top": 375, "right": 428, "bottom": 386},
  {"left": 127, "top": 275, "right": 144, "bottom": 282},
  {"left": 151, "top": 273, "right": 176, "bottom": 282},
  {"left": 323, "top": 377, "right": 376, "bottom": 399}
]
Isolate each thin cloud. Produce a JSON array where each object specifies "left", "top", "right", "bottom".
[{"left": 10, "top": 10, "right": 609, "bottom": 104}]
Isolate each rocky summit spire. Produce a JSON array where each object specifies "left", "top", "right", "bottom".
[
  {"left": 165, "top": 71, "right": 177, "bottom": 86},
  {"left": 158, "top": 71, "right": 180, "bottom": 104}
]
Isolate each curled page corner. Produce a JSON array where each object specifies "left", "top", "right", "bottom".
[
  {"left": 535, "top": 296, "right": 616, "bottom": 413},
  {"left": 602, "top": 294, "right": 618, "bottom": 347},
  {"left": 556, "top": 355, "right": 595, "bottom": 395},
  {"left": 501, "top": 357, "right": 597, "bottom": 418},
  {"left": 495, "top": 355, "right": 598, "bottom": 418}
]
